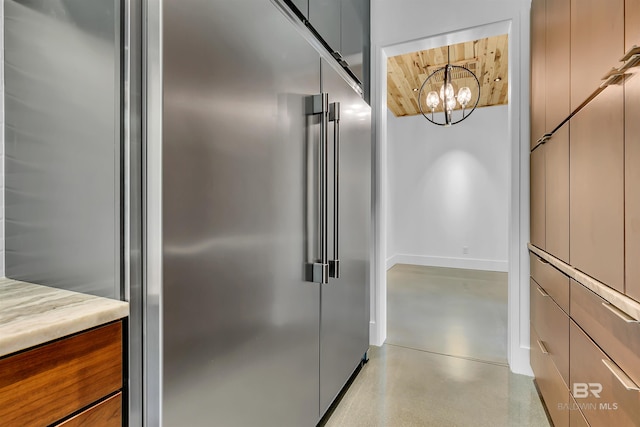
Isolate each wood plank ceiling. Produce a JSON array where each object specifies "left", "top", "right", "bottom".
[{"left": 387, "top": 34, "right": 509, "bottom": 117}]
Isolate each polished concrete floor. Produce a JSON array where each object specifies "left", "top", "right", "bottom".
[{"left": 324, "top": 264, "right": 549, "bottom": 427}]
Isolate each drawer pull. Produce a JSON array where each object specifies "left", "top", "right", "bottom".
[
  {"left": 537, "top": 339, "right": 549, "bottom": 355},
  {"left": 537, "top": 286, "right": 550, "bottom": 297},
  {"left": 602, "top": 359, "right": 640, "bottom": 391},
  {"left": 601, "top": 302, "right": 639, "bottom": 323}
]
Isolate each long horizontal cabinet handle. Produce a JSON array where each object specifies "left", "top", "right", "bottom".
[
  {"left": 537, "top": 339, "right": 549, "bottom": 355},
  {"left": 602, "top": 359, "right": 640, "bottom": 392},
  {"left": 621, "top": 45, "right": 640, "bottom": 62},
  {"left": 537, "top": 286, "right": 550, "bottom": 297},
  {"left": 601, "top": 302, "right": 640, "bottom": 323}
]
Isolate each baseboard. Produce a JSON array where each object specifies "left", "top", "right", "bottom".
[
  {"left": 387, "top": 254, "right": 509, "bottom": 272},
  {"left": 386, "top": 254, "right": 399, "bottom": 270}
]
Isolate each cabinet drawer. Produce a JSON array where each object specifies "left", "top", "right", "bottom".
[
  {"left": 0, "top": 322, "right": 123, "bottom": 427},
  {"left": 569, "top": 394, "right": 590, "bottom": 427},
  {"left": 530, "top": 278, "right": 569, "bottom": 386},
  {"left": 531, "top": 326, "right": 570, "bottom": 427},
  {"left": 530, "top": 252, "right": 570, "bottom": 312},
  {"left": 570, "top": 280, "right": 640, "bottom": 387},
  {"left": 570, "top": 321, "right": 640, "bottom": 426},
  {"left": 56, "top": 393, "right": 122, "bottom": 427}
]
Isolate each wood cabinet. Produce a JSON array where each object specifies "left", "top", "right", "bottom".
[
  {"left": 530, "top": 145, "right": 545, "bottom": 249},
  {"left": 545, "top": 124, "right": 570, "bottom": 262},
  {"left": 570, "top": 0, "right": 624, "bottom": 109},
  {"left": 570, "top": 85, "right": 624, "bottom": 293},
  {"left": 530, "top": 326, "right": 570, "bottom": 427},
  {"left": 625, "top": 1, "right": 640, "bottom": 302},
  {"left": 545, "top": 0, "right": 570, "bottom": 131},
  {"left": 530, "top": 0, "right": 546, "bottom": 149},
  {"left": 57, "top": 393, "right": 122, "bottom": 427},
  {"left": 570, "top": 321, "right": 640, "bottom": 427},
  {"left": 0, "top": 321, "right": 123, "bottom": 426}
]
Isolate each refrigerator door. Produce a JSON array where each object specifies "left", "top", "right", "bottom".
[
  {"left": 320, "top": 58, "right": 371, "bottom": 413},
  {"left": 161, "top": 1, "right": 322, "bottom": 426}
]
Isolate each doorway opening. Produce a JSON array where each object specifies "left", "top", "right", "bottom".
[{"left": 371, "top": 19, "right": 533, "bottom": 374}]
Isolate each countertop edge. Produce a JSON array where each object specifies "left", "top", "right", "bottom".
[{"left": 0, "top": 280, "right": 129, "bottom": 358}]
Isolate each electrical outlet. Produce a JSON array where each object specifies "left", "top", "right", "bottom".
[{"left": 463, "top": 246, "right": 469, "bottom": 255}]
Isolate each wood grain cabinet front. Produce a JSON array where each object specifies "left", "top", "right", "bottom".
[
  {"left": 544, "top": 0, "right": 570, "bottom": 131},
  {"left": 530, "top": 278, "right": 569, "bottom": 386},
  {"left": 0, "top": 321, "right": 123, "bottom": 427},
  {"left": 569, "top": 395, "right": 591, "bottom": 427},
  {"left": 56, "top": 393, "right": 122, "bottom": 427},
  {"left": 531, "top": 326, "right": 570, "bottom": 427},
  {"left": 531, "top": 145, "right": 546, "bottom": 250},
  {"left": 570, "top": 0, "right": 624, "bottom": 110},
  {"left": 625, "top": 9, "right": 640, "bottom": 301},
  {"left": 530, "top": 253, "right": 570, "bottom": 313},
  {"left": 570, "top": 321, "right": 640, "bottom": 427},
  {"left": 570, "top": 280, "right": 640, "bottom": 388},
  {"left": 569, "top": 85, "right": 625, "bottom": 293},
  {"left": 544, "top": 125, "right": 570, "bottom": 263},
  {"left": 530, "top": 0, "right": 547, "bottom": 149}
]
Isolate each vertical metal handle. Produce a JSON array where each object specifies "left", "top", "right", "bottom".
[
  {"left": 329, "top": 102, "right": 340, "bottom": 279},
  {"left": 306, "top": 93, "right": 329, "bottom": 284}
]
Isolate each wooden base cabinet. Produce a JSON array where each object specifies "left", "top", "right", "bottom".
[
  {"left": 570, "top": 321, "right": 640, "bottom": 427},
  {"left": 0, "top": 321, "right": 123, "bottom": 427}
]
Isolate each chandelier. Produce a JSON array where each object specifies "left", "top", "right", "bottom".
[{"left": 418, "top": 46, "right": 480, "bottom": 126}]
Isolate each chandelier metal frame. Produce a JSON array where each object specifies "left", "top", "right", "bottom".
[{"left": 417, "top": 46, "right": 481, "bottom": 127}]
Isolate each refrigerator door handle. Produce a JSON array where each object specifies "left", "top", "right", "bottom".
[
  {"left": 306, "top": 93, "right": 329, "bottom": 284},
  {"left": 329, "top": 101, "right": 340, "bottom": 279}
]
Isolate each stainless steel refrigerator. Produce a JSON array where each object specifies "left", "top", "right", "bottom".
[{"left": 145, "top": 0, "right": 372, "bottom": 425}]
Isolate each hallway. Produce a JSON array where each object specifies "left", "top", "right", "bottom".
[{"left": 324, "top": 265, "right": 549, "bottom": 426}]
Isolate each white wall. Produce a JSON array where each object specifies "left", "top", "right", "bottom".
[
  {"left": 370, "top": 0, "right": 532, "bottom": 376},
  {"left": 1, "top": 1, "right": 5, "bottom": 277},
  {"left": 387, "top": 105, "right": 510, "bottom": 272}
]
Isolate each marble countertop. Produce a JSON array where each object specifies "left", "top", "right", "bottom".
[
  {"left": 0, "top": 278, "right": 129, "bottom": 358},
  {"left": 528, "top": 243, "right": 640, "bottom": 321}
]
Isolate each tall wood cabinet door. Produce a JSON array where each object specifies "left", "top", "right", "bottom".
[
  {"left": 627, "top": 0, "right": 640, "bottom": 51},
  {"left": 570, "top": 0, "right": 624, "bottom": 110},
  {"left": 570, "top": 86, "right": 624, "bottom": 292},
  {"left": 531, "top": 145, "right": 546, "bottom": 250},
  {"left": 545, "top": 0, "right": 570, "bottom": 131},
  {"left": 530, "top": 0, "right": 546, "bottom": 149},
  {"left": 626, "top": 0, "right": 640, "bottom": 302},
  {"left": 545, "top": 124, "right": 569, "bottom": 263}
]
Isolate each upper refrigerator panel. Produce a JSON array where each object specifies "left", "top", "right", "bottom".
[{"left": 4, "top": 0, "right": 122, "bottom": 299}]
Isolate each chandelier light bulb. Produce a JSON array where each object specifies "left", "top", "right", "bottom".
[
  {"left": 426, "top": 91, "right": 440, "bottom": 110},
  {"left": 457, "top": 87, "right": 472, "bottom": 108},
  {"left": 446, "top": 95, "right": 457, "bottom": 111},
  {"left": 439, "top": 83, "right": 455, "bottom": 101}
]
